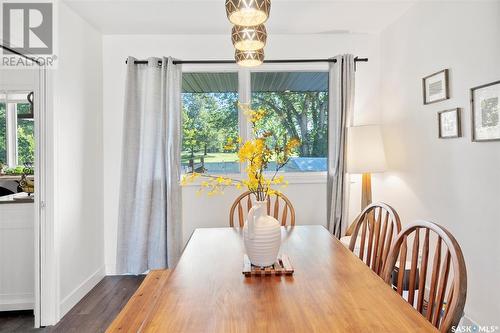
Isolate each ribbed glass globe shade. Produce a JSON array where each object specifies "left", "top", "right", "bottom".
[
  {"left": 232, "top": 24, "right": 267, "bottom": 51},
  {"left": 225, "top": 0, "right": 271, "bottom": 27},
  {"left": 235, "top": 49, "right": 264, "bottom": 67}
]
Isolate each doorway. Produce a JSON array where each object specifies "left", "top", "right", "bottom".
[{"left": 0, "top": 46, "right": 49, "bottom": 329}]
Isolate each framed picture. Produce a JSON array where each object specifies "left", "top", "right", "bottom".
[
  {"left": 423, "top": 69, "right": 450, "bottom": 104},
  {"left": 438, "top": 108, "right": 461, "bottom": 138},
  {"left": 471, "top": 80, "right": 500, "bottom": 142}
]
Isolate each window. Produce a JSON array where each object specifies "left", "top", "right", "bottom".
[
  {"left": 251, "top": 71, "right": 328, "bottom": 172},
  {"left": 0, "top": 92, "right": 35, "bottom": 172},
  {"left": 181, "top": 72, "right": 239, "bottom": 174},
  {"left": 180, "top": 69, "right": 329, "bottom": 175}
]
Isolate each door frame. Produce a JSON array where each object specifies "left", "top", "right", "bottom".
[{"left": 34, "top": 65, "right": 58, "bottom": 327}]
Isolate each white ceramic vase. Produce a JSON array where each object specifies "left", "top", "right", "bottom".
[{"left": 243, "top": 200, "right": 281, "bottom": 267}]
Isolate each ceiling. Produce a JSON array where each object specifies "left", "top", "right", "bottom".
[{"left": 63, "top": 0, "right": 418, "bottom": 35}]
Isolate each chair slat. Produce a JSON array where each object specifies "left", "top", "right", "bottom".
[
  {"left": 282, "top": 204, "right": 288, "bottom": 226},
  {"left": 377, "top": 212, "right": 389, "bottom": 273},
  {"left": 442, "top": 285, "right": 454, "bottom": 324},
  {"left": 274, "top": 195, "right": 280, "bottom": 219},
  {"left": 397, "top": 237, "right": 408, "bottom": 296},
  {"left": 267, "top": 198, "right": 271, "bottom": 215},
  {"left": 359, "top": 216, "right": 368, "bottom": 261},
  {"left": 238, "top": 202, "right": 244, "bottom": 227},
  {"left": 416, "top": 228, "right": 430, "bottom": 313},
  {"left": 383, "top": 222, "right": 394, "bottom": 265},
  {"left": 371, "top": 208, "right": 382, "bottom": 271},
  {"left": 408, "top": 227, "right": 420, "bottom": 306},
  {"left": 432, "top": 250, "right": 451, "bottom": 327},
  {"left": 426, "top": 237, "right": 442, "bottom": 322},
  {"left": 366, "top": 212, "right": 375, "bottom": 267},
  {"left": 247, "top": 195, "right": 252, "bottom": 211}
]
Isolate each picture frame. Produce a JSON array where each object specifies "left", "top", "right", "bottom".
[
  {"left": 423, "top": 69, "right": 450, "bottom": 105},
  {"left": 438, "top": 108, "right": 461, "bottom": 139},
  {"left": 471, "top": 80, "right": 500, "bottom": 142}
]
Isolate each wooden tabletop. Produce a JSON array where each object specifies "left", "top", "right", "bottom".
[{"left": 141, "top": 226, "right": 438, "bottom": 332}]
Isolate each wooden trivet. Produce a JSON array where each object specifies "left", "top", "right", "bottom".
[{"left": 242, "top": 254, "right": 294, "bottom": 277}]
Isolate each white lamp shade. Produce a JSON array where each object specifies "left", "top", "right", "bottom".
[{"left": 347, "top": 125, "right": 387, "bottom": 174}]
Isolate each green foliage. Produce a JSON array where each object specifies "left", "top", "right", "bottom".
[
  {"left": 17, "top": 119, "right": 35, "bottom": 165},
  {"left": 17, "top": 103, "right": 31, "bottom": 115},
  {"left": 252, "top": 91, "right": 328, "bottom": 157},
  {"left": 182, "top": 92, "right": 238, "bottom": 157},
  {"left": 0, "top": 102, "right": 35, "bottom": 166},
  {"left": 3, "top": 165, "right": 34, "bottom": 175}
]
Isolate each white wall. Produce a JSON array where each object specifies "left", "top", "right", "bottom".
[
  {"left": 0, "top": 69, "right": 37, "bottom": 88},
  {"left": 102, "top": 33, "right": 381, "bottom": 274},
  {"left": 378, "top": 1, "right": 500, "bottom": 325},
  {"left": 51, "top": 2, "right": 104, "bottom": 318}
]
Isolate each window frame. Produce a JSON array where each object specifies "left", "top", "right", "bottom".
[
  {"left": 181, "top": 63, "right": 328, "bottom": 185},
  {"left": 0, "top": 91, "right": 33, "bottom": 168}
]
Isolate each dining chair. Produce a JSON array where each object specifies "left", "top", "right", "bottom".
[
  {"left": 229, "top": 191, "right": 295, "bottom": 227},
  {"left": 381, "top": 221, "right": 467, "bottom": 333},
  {"left": 347, "top": 202, "right": 402, "bottom": 276}
]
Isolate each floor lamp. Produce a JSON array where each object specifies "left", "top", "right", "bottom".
[{"left": 346, "top": 125, "right": 387, "bottom": 212}]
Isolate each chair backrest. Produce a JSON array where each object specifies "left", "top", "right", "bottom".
[
  {"left": 381, "top": 221, "right": 467, "bottom": 333},
  {"left": 348, "top": 202, "right": 402, "bottom": 276},
  {"left": 229, "top": 191, "right": 295, "bottom": 227}
]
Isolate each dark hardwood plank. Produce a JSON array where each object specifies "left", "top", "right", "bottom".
[
  {"left": 49, "top": 275, "right": 145, "bottom": 333},
  {"left": 0, "top": 311, "right": 43, "bottom": 333},
  {"left": 0, "top": 275, "right": 144, "bottom": 333}
]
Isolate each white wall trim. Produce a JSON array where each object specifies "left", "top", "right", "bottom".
[
  {"left": 59, "top": 265, "right": 105, "bottom": 318},
  {"left": 37, "top": 66, "right": 58, "bottom": 327}
]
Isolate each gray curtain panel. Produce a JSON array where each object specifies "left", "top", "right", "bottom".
[
  {"left": 327, "top": 54, "right": 355, "bottom": 238},
  {"left": 116, "top": 57, "right": 183, "bottom": 274}
]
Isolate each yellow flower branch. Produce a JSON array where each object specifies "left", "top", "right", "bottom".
[{"left": 181, "top": 103, "right": 299, "bottom": 202}]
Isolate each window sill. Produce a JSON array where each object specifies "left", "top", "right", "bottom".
[{"left": 0, "top": 175, "right": 34, "bottom": 180}]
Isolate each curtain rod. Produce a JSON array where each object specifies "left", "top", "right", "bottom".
[
  {"left": 0, "top": 44, "right": 42, "bottom": 65},
  {"left": 126, "top": 57, "right": 368, "bottom": 66}
]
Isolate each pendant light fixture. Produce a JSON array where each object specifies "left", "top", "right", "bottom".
[
  {"left": 232, "top": 24, "right": 267, "bottom": 51},
  {"left": 225, "top": 0, "right": 271, "bottom": 27},
  {"left": 235, "top": 49, "right": 264, "bottom": 67}
]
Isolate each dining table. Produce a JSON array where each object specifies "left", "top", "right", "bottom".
[{"left": 136, "top": 225, "right": 439, "bottom": 332}]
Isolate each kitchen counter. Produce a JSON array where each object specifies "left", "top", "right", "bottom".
[{"left": 0, "top": 192, "right": 34, "bottom": 204}]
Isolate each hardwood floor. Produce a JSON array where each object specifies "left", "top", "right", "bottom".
[
  {"left": 0, "top": 311, "right": 40, "bottom": 333},
  {"left": 0, "top": 275, "right": 144, "bottom": 333}
]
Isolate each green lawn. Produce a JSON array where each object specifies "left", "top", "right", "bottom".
[{"left": 181, "top": 152, "right": 238, "bottom": 164}]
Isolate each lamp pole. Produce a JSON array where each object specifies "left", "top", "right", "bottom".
[{"left": 361, "top": 172, "right": 372, "bottom": 209}]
